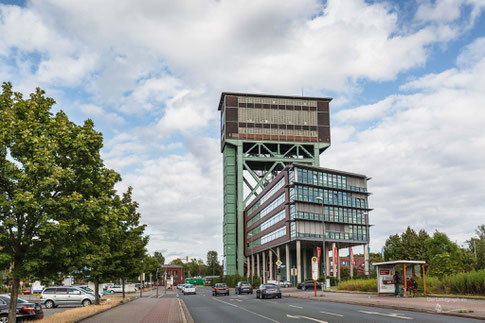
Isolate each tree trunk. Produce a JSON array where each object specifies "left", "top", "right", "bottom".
[
  {"left": 8, "top": 276, "right": 20, "bottom": 323},
  {"left": 122, "top": 279, "right": 126, "bottom": 299},
  {"left": 94, "top": 280, "right": 100, "bottom": 305}
]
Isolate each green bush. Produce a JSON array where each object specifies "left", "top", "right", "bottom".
[
  {"left": 442, "top": 269, "right": 485, "bottom": 295},
  {"left": 337, "top": 278, "right": 377, "bottom": 292}
]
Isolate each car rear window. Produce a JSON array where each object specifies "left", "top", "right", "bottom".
[{"left": 215, "top": 283, "right": 226, "bottom": 287}]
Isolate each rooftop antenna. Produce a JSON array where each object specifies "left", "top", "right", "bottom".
[{"left": 302, "top": 88, "right": 304, "bottom": 96}]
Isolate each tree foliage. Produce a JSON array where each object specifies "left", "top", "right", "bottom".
[{"left": 0, "top": 83, "right": 148, "bottom": 318}]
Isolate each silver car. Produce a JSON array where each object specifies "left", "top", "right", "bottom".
[{"left": 41, "top": 287, "right": 95, "bottom": 308}]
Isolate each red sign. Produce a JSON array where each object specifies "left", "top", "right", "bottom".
[
  {"left": 317, "top": 247, "right": 321, "bottom": 263},
  {"left": 333, "top": 247, "right": 338, "bottom": 263},
  {"left": 350, "top": 248, "right": 354, "bottom": 266},
  {"left": 380, "top": 270, "right": 390, "bottom": 275}
]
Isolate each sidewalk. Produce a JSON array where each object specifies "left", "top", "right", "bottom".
[
  {"left": 282, "top": 290, "right": 485, "bottom": 320},
  {"left": 81, "top": 290, "right": 192, "bottom": 323}
]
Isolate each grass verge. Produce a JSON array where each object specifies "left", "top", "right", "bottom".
[{"left": 36, "top": 296, "right": 134, "bottom": 323}]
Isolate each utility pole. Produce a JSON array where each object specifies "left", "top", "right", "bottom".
[
  {"left": 474, "top": 240, "right": 477, "bottom": 258},
  {"left": 156, "top": 268, "right": 159, "bottom": 298}
]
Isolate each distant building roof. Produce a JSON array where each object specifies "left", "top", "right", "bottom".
[{"left": 218, "top": 92, "right": 332, "bottom": 110}]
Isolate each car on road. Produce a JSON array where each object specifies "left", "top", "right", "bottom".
[
  {"left": 235, "top": 281, "right": 253, "bottom": 294},
  {"left": 0, "top": 294, "right": 44, "bottom": 321},
  {"left": 212, "top": 283, "right": 229, "bottom": 296},
  {"left": 182, "top": 284, "right": 196, "bottom": 295},
  {"left": 297, "top": 280, "right": 321, "bottom": 290},
  {"left": 106, "top": 285, "right": 123, "bottom": 293},
  {"left": 279, "top": 280, "right": 292, "bottom": 288},
  {"left": 41, "top": 287, "right": 95, "bottom": 308},
  {"left": 256, "top": 284, "right": 282, "bottom": 299}
]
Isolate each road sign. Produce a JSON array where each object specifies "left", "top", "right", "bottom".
[
  {"left": 276, "top": 260, "right": 282, "bottom": 267},
  {"left": 311, "top": 256, "right": 318, "bottom": 280},
  {"left": 291, "top": 267, "right": 297, "bottom": 276}
]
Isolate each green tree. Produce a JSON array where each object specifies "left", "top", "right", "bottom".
[
  {"left": 384, "top": 227, "right": 430, "bottom": 262},
  {"left": 0, "top": 83, "right": 119, "bottom": 321},
  {"left": 109, "top": 187, "right": 148, "bottom": 299},
  {"left": 154, "top": 251, "right": 165, "bottom": 266},
  {"left": 467, "top": 225, "right": 485, "bottom": 270},
  {"left": 207, "top": 250, "right": 221, "bottom": 276}
]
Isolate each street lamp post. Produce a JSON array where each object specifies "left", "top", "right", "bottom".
[
  {"left": 249, "top": 233, "right": 254, "bottom": 285},
  {"left": 316, "top": 196, "right": 326, "bottom": 291}
]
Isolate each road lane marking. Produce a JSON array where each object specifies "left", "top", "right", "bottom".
[
  {"left": 286, "top": 314, "right": 327, "bottom": 322},
  {"left": 268, "top": 301, "right": 277, "bottom": 304},
  {"left": 359, "top": 310, "right": 413, "bottom": 320},
  {"left": 319, "top": 311, "right": 343, "bottom": 317},
  {"left": 212, "top": 297, "right": 279, "bottom": 322},
  {"left": 288, "top": 305, "right": 303, "bottom": 309}
]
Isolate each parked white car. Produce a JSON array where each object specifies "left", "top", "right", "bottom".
[
  {"left": 106, "top": 285, "right": 123, "bottom": 293},
  {"left": 182, "top": 284, "right": 196, "bottom": 295}
]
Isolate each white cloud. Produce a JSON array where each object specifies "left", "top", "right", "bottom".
[
  {"left": 323, "top": 40, "right": 485, "bottom": 250},
  {"left": 2, "top": 0, "right": 485, "bottom": 259}
]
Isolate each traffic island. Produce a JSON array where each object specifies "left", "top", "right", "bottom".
[{"left": 283, "top": 290, "right": 485, "bottom": 320}]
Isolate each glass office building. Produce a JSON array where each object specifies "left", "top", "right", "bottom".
[{"left": 245, "top": 163, "right": 371, "bottom": 284}]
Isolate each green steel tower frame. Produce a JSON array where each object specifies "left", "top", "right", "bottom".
[{"left": 219, "top": 93, "right": 332, "bottom": 275}]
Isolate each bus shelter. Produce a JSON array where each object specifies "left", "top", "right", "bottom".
[{"left": 372, "top": 260, "right": 426, "bottom": 297}]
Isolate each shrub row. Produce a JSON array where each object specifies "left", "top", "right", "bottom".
[
  {"left": 338, "top": 269, "right": 485, "bottom": 295},
  {"left": 337, "top": 278, "right": 377, "bottom": 292}
]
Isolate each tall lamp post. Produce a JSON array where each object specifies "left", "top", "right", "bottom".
[
  {"left": 316, "top": 196, "right": 326, "bottom": 291},
  {"left": 248, "top": 233, "right": 254, "bottom": 285}
]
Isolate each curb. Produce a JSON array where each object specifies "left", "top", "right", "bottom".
[
  {"left": 284, "top": 294, "right": 485, "bottom": 321},
  {"left": 76, "top": 298, "right": 136, "bottom": 322}
]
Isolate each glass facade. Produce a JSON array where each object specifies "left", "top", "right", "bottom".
[
  {"left": 247, "top": 178, "right": 285, "bottom": 217},
  {"left": 249, "top": 226, "right": 286, "bottom": 249},
  {"left": 296, "top": 168, "right": 367, "bottom": 192},
  {"left": 293, "top": 185, "right": 368, "bottom": 209},
  {"left": 247, "top": 194, "right": 285, "bottom": 227}
]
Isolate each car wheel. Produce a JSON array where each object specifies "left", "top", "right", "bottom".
[
  {"left": 278, "top": 295, "right": 282, "bottom": 299},
  {"left": 262, "top": 294, "right": 265, "bottom": 299},
  {"left": 303, "top": 285, "right": 307, "bottom": 291},
  {"left": 0, "top": 315, "right": 7, "bottom": 323},
  {"left": 212, "top": 292, "right": 215, "bottom": 296},
  {"left": 45, "top": 300, "right": 55, "bottom": 309},
  {"left": 82, "top": 299, "right": 92, "bottom": 307},
  {"left": 256, "top": 293, "right": 259, "bottom": 299},
  {"left": 251, "top": 291, "right": 253, "bottom": 294}
]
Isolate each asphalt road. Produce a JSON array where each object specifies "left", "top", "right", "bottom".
[{"left": 181, "top": 287, "right": 477, "bottom": 323}]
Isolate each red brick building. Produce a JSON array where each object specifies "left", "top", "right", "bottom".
[
  {"left": 328, "top": 256, "right": 366, "bottom": 276},
  {"left": 162, "top": 265, "right": 185, "bottom": 285}
]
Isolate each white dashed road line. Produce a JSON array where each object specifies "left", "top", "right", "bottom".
[
  {"left": 212, "top": 297, "right": 279, "bottom": 322},
  {"left": 319, "top": 311, "right": 344, "bottom": 317},
  {"left": 286, "top": 314, "right": 327, "bottom": 323},
  {"left": 359, "top": 310, "right": 413, "bottom": 320},
  {"left": 288, "top": 305, "right": 303, "bottom": 309}
]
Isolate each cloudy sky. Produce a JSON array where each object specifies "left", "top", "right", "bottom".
[{"left": 1, "top": 0, "right": 485, "bottom": 261}]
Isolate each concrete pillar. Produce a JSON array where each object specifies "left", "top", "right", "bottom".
[
  {"left": 296, "top": 240, "right": 302, "bottom": 284},
  {"left": 269, "top": 249, "right": 273, "bottom": 281},
  {"left": 262, "top": 251, "right": 266, "bottom": 283},
  {"left": 332, "top": 242, "right": 337, "bottom": 278},
  {"left": 364, "top": 244, "right": 369, "bottom": 276},
  {"left": 251, "top": 254, "right": 255, "bottom": 278},
  {"left": 285, "top": 243, "right": 290, "bottom": 282},
  {"left": 349, "top": 247, "right": 354, "bottom": 279},
  {"left": 257, "top": 253, "right": 260, "bottom": 278},
  {"left": 303, "top": 247, "right": 307, "bottom": 280},
  {"left": 247, "top": 257, "right": 250, "bottom": 277},
  {"left": 277, "top": 247, "right": 281, "bottom": 279},
  {"left": 325, "top": 245, "right": 330, "bottom": 277},
  {"left": 337, "top": 247, "right": 341, "bottom": 281}
]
